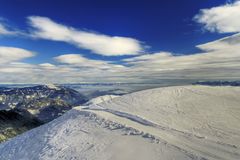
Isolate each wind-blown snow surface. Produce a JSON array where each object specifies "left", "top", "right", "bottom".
[
  {"left": 0, "top": 85, "right": 240, "bottom": 160},
  {"left": 84, "top": 94, "right": 119, "bottom": 105}
]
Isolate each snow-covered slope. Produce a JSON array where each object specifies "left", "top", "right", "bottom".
[
  {"left": 84, "top": 94, "right": 119, "bottom": 105},
  {"left": 0, "top": 85, "right": 240, "bottom": 160}
]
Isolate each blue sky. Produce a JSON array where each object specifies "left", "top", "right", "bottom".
[{"left": 0, "top": 0, "right": 240, "bottom": 83}]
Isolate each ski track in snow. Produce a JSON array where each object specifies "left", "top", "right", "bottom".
[{"left": 79, "top": 107, "right": 240, "bottom": 160}]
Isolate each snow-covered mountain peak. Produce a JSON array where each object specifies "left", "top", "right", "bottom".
[{"left": 45, "top": 84, "right": 60, "bottom": 90}]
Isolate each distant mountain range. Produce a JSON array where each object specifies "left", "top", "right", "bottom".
[
  {"left": 0, "top": 84, "right": 87, "bottom": 122},
  {"left": 193, "top": 81, "right": 240, "bottom": 86},
  {"left": 0, "top": 84, "right": 87, "bottom": 142}
]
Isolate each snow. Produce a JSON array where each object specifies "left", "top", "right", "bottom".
[
  {"left": 84, "top": 94, "right": 119, "bottom": 105},
  {"left": 27, "top": 109, "right": 40, "bottom": 115},
  {"left": 0, "top": 85, "right": 240, "bottom": 160},
  {"left": 45, "top": 84, "right": 60, "bottom": 90},
  {"left": 0, "top": 109, "right": 191, "bottom": 160}
]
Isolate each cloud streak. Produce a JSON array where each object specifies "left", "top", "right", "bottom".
[
  {"left": 0, "top": 46, "right": 35, "bottom": 64},
  {"left": 28, "top": 16, "right": 144, "bottom": 56},
  {"left": 0, "top": 23, "right": 17, "bottom": 35},
  {"left": 55, "top": 54, "right": 125, "bottom": 69}
]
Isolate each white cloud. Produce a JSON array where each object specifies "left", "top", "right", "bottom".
[
  {"left": 197, "top": 32, "right": 240, "bottom": 51},
  {"left": 54, "top": 54, "right": 125, "bottom": 69},
  {"left": 28, "top": 16, "right": 144, "bottom": 56},
  {"left": 0, "top": 24, "right": 12, "bottom": 35},
  {"left": 39, "top": 63, "right": 56, "bottom": 68},
  {"left": 55, "top": 54, "right": 104, "bottom": 66},
  {"left": 122, "top": 33, "right": 240, "bottom": 81},
  {"left": 0, "top": 19, "right": 22, "bottom": 36},
  {"left": 0, "top": 46, "right": 35, "bottom": 63},
  {"left": 1, "top": 31, "right": 240, "bottom": 83},
  {"left": 194, "top": 1, "right": 240, "bottom": 33},
  {"left": 0, "top": 62, "right": 36, "bottom": 73}
]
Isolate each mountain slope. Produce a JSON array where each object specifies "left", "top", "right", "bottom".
[
  {"left": 84, "top": 94, "right": 119, "bottom": 105},
  {"left": 98, "top": 85, "right": 240, "bottom": 145},
  {"left": 0, "top": 110, "right": 42, "bottom": 143},
  {"left": 0, "top": 85, "right": 87, "bottom": 142},
  {"left": 0, "top": 85, "right": 240, "bottom": 160},
  {"left": 0, "top": 84, "right": 87, "bottom": 122}
]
